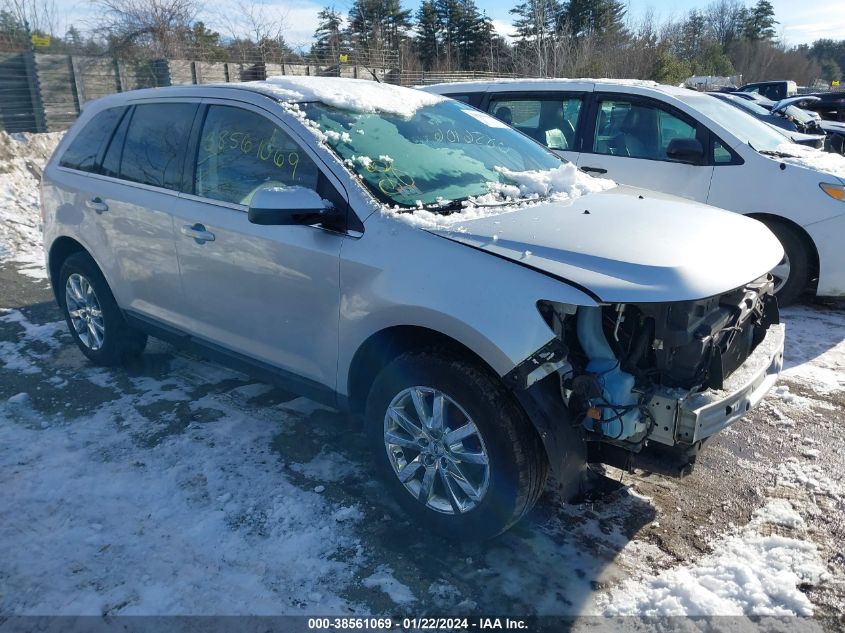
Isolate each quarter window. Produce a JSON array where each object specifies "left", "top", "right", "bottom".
[
  {"left": 593, "top": 99, "right": 697, "bottom": 161},
  {"left": 59, "top": 107, "right": 125, "bottom": 172},
  {"left": 487, "top": 97, "right": 582, "bottom": 150},
  {"left": 194, "top": 105, "right": 319, "bottom": 205},
  {"left": 119, "top": 103, "right": 197, "bottom": 190}
]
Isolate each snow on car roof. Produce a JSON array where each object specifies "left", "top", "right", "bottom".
[
  {"left": 256, "top": 76, "right": 444, "bottom": 118},
  {"left": 423, "top": 77, "right": 667, "bottom": 91}
]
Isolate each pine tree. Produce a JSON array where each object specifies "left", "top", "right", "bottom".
[
  {"left": 562, "top": 0, "right": 626, "bottom": 39},
  {"left": 348, "top": 0, "right": 411, "bottom": 53},
  {"left": 416, "top": 0, "right": 440, "bottom": 69},
  {"left": 743, "top": 0, "right": 778, "bottom": 42},
  {"left": 313, "top": 7, "right": 345, "bottom": 61},
  {"left": 510, "top": 0, "right": 558, "bottom": 74}
]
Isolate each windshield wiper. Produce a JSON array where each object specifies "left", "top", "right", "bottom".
[
  {"left": 419, "top": 194, "right": 551, "bottom": 215},
  {"left": 757, "top": 149, "right": 795, "bottom": 157}
]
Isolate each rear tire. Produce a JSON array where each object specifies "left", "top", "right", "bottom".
[
  {"left": 365, "top": 351, "right": 548, "bottom": 540},
  {"left": 765, "top": 220, "right": 810, "bottom": 306},
  {"left": 58, "top": 252, "right": 147, "bottom": 366}
]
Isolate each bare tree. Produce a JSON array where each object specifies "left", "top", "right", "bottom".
[
  {"left": 705, "top": 0, "right": 744, "bottom": 48},
  {"left": 214, "top": 0, "right": 290, "bottom": 63},
  {"left": 2, "top": 0, "right": 58, "bottom": 35},
  {"left": 87, "top": 0, "right": 201, "bottom": 57}
]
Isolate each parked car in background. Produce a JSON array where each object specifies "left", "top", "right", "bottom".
[
  {"left": 802, "top": 91, "right": 845, "bottom": 122},
  {"left": 42, "top": 77, "right": 786, "bottom": 538},
  {"left": 708, "top": 92, "right": 825, "bottom": 149},
  {"left": 421, "top": 79, "right": 845, "bottom": 304},
  {"left": 738, "top": 80, "right": 798, "bottom": 102},
  {"left": 769, "top": 96, "right": 845, "bottom": 155}
]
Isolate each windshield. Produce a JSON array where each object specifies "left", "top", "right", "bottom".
[
  {"left": 300, "top": 100, "right": 563, "bottom": 208},
  {"left": 685, "top": 94, "right": 790, "bottom": 153}
]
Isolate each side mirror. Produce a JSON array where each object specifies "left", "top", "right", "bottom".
[
  {"left": 247, "top": 186, "right": 338, "bottom": 226},
  {"left": 666, "top": 138, "right": 704, "bottom": 164}
]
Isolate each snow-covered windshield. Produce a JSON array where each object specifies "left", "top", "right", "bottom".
[
  {"left": 687, "top": 94, "right": 789, "bottom": 153},
  {"left": 300, "top": 100, "right": 564, "bottom": 208}
]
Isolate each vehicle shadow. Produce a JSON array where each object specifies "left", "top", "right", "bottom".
[
  {"left": 2, "top": 298, "right": 656, "bottom": 617},
  {"left": 276, "top": 405, "right": 657, "bottom": 617},
  {"left": 780, "top": 300, "right": 845, "bottom": 371}
]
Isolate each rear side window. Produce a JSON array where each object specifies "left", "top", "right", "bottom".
[
  {"left": 194, "top": 105, "right": 319, "bottom": 205},
  {"left": 592, "top": 99, "right": 696, "bottom": 161},
  {"left": 487, "top": 96, "right": 582, "bottom": 150},
  {"left": 119, "top": 103, "right": 197, "bottom": 190},
  {"left": 59, "top": 107, "right": 125, "bottom": 172}
]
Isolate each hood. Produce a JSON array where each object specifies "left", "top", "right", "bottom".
[
  {"left": 819, "top": 120, "right": 845, "bottom": 134},
  {"left": 428, "top": 187, "right": 784, "bottom": 303},
  {"left": 772, "top": 95, "right": 819, "bottom": 114}
]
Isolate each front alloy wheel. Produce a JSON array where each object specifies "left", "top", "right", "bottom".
[
  {"left": 65, "top": 273, "right": 105, "bottom": 351},
  {"left": 365, "top": 351, "right": 549, "bottom": 539},
  {"left": 384, "top": 386, "right": 490, "bottom": 514}
]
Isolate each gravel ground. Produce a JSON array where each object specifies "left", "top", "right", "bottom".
[{"left": 1, "top": 260, "right": 843, "bottom": 619}]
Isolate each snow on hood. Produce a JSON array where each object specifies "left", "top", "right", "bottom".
[
  {"left": 381, "top": 163, "right": 615, "bottom": 229},
  {"left": 774, "top": 143, "right": 845, "bottom": 181},
  {"left": 261, "top": 76, "right": 444, "bottom": 118},
  {"left": 427, "top": 186, "right": 784, "bottom": 303}
]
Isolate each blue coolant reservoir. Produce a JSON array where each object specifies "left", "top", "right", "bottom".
[{"left": 576, "top": 307, "right": 643, "bottom": 440}]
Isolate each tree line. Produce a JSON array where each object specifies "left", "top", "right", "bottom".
[{"left": 1, "top": 0, "right": 843, "bottom": 86}]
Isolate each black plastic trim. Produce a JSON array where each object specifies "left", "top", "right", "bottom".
[{"left": 124, "top": 310, "right": 340, "bottom": 409}]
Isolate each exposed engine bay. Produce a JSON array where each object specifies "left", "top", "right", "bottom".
[{"left": 525, "top": 276, "right": 783, "bottom": 462}]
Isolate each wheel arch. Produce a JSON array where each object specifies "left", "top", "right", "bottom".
[
  {"left": 47, "top": 236, "right": 91, "bottom": 302},
  {"left": 746, "top": 213, "right": 820, "bottom": 289},
  {"left": 346, "top": 325, "right": 497, "bottom": 418}
]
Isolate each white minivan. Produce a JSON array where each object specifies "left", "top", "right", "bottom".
[{"left": 421, "top": 80, "right": 845, "bottom": 304}]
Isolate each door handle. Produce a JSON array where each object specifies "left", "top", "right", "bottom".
[
  {"left": 580, "top": 166, "right": 608, "bottom": 174},
  {"left": 181, "top": 223, "right": 216, "bottom": 243},
  {"left": 84, "top": 197, "right": 109, "bottom": 214}
]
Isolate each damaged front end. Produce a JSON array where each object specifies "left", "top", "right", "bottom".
[{"left": 511, "top": 276, "right": 785, "bottom": 477}]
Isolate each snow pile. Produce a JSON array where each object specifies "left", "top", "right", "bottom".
[
  {"left": 774, "top": 143, "right": 845, "bottom": 179},
  {"left": 382, "top": 163, "right": 615, "bottom": 230},
  {"left": 262, "top": 76, "right": 444, "bottom": 118},
  {"left": 596, "top": 498, "right": 827, "bottom": 616},
  {"left": 0, "top": 131, "right": 63, "bottom": 278}
]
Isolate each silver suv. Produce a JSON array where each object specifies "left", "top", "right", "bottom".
[{"left": 42, "top": 77, "right": 786, "bottom": 538}]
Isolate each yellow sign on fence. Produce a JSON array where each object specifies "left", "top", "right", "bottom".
[
  {"left": 339, "top": 53, "right": 349, "bottom": 63},
  {"left": 31, "top": 34, "right": 51, "bottom": 47},
  {"left": 833, "top": 80, "right": 841, "bottom": 87}
]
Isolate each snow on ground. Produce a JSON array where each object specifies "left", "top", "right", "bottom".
[
  {"left": 1, "top": 133, "right": 844, "bottom": 618},
  {"left": 0, "top": 132, "right": 62, "bottom": 279}
]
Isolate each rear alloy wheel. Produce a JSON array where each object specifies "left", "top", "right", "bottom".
[
  {"left": 366, "top": 351, "right": 548, "bottom": 539},
  {"left": 65, "top": 273, "right": 105, "bottom": 351},
  {"left": 59, "top": 252, "right": 147, "bottom": 366},
  {"left": 765, "top": 221, "right": 810, "bottom": 306}
]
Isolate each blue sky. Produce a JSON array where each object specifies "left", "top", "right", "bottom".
[{"left": 53, "top": 0, "right": 845, "bottom": 50}]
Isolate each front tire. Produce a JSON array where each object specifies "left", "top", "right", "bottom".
[
  {"left": 766, "top": 220, "right": 810, "bottom": 306},
  {"left": 58, "top": 252, "right": 147, "bottom": 366},
  {"left": 365, "top": 351, "right": 548, "bottom": 539}
]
